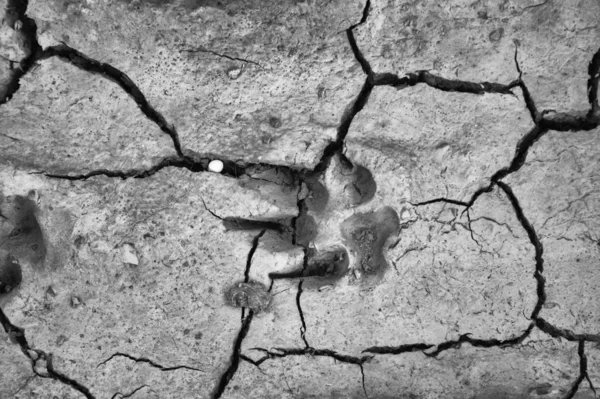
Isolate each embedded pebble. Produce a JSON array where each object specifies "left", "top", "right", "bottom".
[
  {"left": 208, "top": 160, "right": 224, "bottom": 173},
  {"left": 120, "top": 243, "right": 139, "bottom": 266}
]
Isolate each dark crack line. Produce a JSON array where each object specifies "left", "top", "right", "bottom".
[
  {"left": 374, "top": 71, "right": 519, "bottom": 95},
  {"left": 245, "top": 230, "right": 266, "bottom": 283},
  {"left": 39, "top": 155, "right": 195, "bottom": 180},
  {"left": 39, "top": 152, "right": 289, "bottom": 182},
  {"left": 38, "top": 43, "right": 184, "bottom": 156},
  {"left": 181, "top": 47, "right": 261, "bottom": 67},
  {"left": 388, "top": 44, "right": 598, "bottom": 213},
  {"left": 212, "top": 311, "right": 254, "bottom": 399},
  {"left": 241, "top": 229, "right": 266, "bottom": 320},
  {"left": 0, "top": 0, "right": 41, "bottom": 105},
  {"left": 110, "top": 385, "right": 148, "bottom": 399},
  {"left": 248, "top": 347, "right": 372, "bottom": 367},
  {"left": 96, "top": 352, "right": 204, "bottom": 372},
  {"left": 535, "top": 318, "right": 600, "bottom": 342},
  {"left": 423, "top": 326, "right": 534, "bottom": 357},
  {"left": 364, "top": 325, "right": 534, "bottom": 358},
  {"left": 314, "top": 78, "right": 374, "bottom": 173},
  {"left": 11, "top": 374, "right": 37, "bottom": 396},
  {"left": 214, "top": 224, "right": 266, "bottom": 397},
  {"left": 409, "top": 197, "right": 469, "bottom": 207},
  {"left": 296, "top": 279, "right": 310, "bottom": 348},
  {"left": 563, "top": 341, "right": 592, "bottom": 399},
  {"left": 514, "top": 45, "right": 540, "bottom": 122},
  {"left": 246, "top": 346, "right": 372, "bottom": 398},
  {"left": 359, "top": 364, "right": 370, "bottom": 399},
  {"left": 588, "top": 46, "right": 600, "bottom": 116},
  {"left": 362, "top": 342, "right": 435, "bottom": 355},
  {"left": 0, "top": 307, "right": 96, "bottom": 398},
  {"left": 346, "top": 0, "right": 372, "bottom": 77},
  {"left": 496, "top": 181, "right": 546, "bottom": 320}
]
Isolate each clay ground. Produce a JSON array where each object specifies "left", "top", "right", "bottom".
[{"left": 1, "top": 0, "right": 600, "bottom": 398}]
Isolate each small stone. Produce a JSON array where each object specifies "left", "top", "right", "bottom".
[
  {"left": 226, "top": 65, "right": 243, "bottom": 80},
  {"left": 489, "top": 28, "right": 504, "bottom": 42},
  {"left": 208, "top": 160, "right": 224, "bottom": 173},
  {"left": 70, "top": 296, "right": 83, "bottom": 308},
  {"left": 268, "top": 116, "right": 282, "bottom": 128},
  {"left": 121, "top": 243, "right": 139, "bottom": 266},
  {"left": 45, "top": 286, "right": 57, "bottom": 298},
  {"left": 401, "top": 209, "right": 411, "bottom": 220},
  {"left": 56, "top": 335, "right": 68, "bottom": 347}
]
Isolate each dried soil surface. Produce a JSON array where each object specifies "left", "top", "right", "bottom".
[{"left": 1, "top": 0, "right": 599, "bottom": 398}]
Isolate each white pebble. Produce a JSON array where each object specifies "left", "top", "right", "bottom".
[
  {"left": 121, "top": 243, "right": 139, "bottom": 266},
  {"left": 208, "top": 160, "right": 224, "bottom": 173}
]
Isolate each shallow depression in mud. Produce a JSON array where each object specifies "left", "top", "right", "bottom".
[{"left": 340, "top": 206, "right": 400, "bottom": 279}]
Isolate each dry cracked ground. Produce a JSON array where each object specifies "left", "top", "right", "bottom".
[{"left": 0, "top": 0, "right": 599, "bottom": 398}]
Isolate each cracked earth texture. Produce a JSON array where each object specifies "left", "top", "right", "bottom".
[{"left": 0, "top": 0, "right": 599, "bottom": 398}]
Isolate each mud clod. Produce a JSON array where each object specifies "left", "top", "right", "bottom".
[{"left": 225, "top": 280, "right": 271, "bottom": 312}]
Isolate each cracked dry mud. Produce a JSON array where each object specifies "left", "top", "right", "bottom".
[{"left": 0, "top": 0, "right": 599, "bottom": 398}]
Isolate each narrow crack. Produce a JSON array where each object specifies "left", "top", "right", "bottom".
[
  {"left": 39, "top": 156, "right": 195, "bottom": 180},
  {"left": 212, "top": 311, "right": 254, "bottom": 399},
  {"left": 314, "top": 78, "right": 374, "bottom": 173},
  {"left": 38, "top": 44, "right": 184, "bottom": 156},
  {"left": 0, "top": 307, "right": 96, "bottom": 398},
  {"left": 359, "top": 364, "right": 370, "bottom": 399},
  {"left": 11, "top": 374, "right": 37, "bottom": 396},
  {"left": 496, "top": 181, "right": 546, "bottom": 320},
  {"left": 38, "top": 153, "right": 290, "bottom": 182},
  {"left": 313, "top": 0, "right": 373, "bottom": 173},
  {"left": 244, "top": 230, "right": 266, "bottom": 282},
  {"left": 374, "top": 71, "right": 519, "bottom": 95},
  {"left": 213, "top": 224, "right": 266, "bottom": 398},
  {"left": 245, "top": 346, "right": 372, "bottom": 398},
  {"left": 409, "top": 197, "right": 469, "bottom": 207},
  {"left": 0, "top": 0, "right": 41, "bottom": 105},
  {"left": 423, "top": 325, "right": 534, "bottom": 357},
  {"left": 588, "top": 46, "right": 600, "bottom": 116},
  {"left": 180, "top": 46, "right": 261, "bottom": 67},
  {"left": 96, "top": 352, "right": 204, "bottom": 372},
  {"left": 248, "top": 346, "right": 372, "bottom": 367},
  {"left": 110, "top": 385, "right": 149, "bottom": 399},
  {"left": 514, "top": 45, "right": 540, "bottom": 122},
  {"left": 296, "top": 279, "right": 310, "bottom": 348},
  {"left": 535, "top": 318, "right": 600, "bottom": 342},
  {"left": 363, "top": 325, "right": 534, "bottom": 358},
  {"left": 346, "top": 0, "right": 372, "bottom": 77},
  {"left": 362, "top": 342, "right": 435, "bottom": 355},
  {"left": 563, "top": 341, "right": 594, "bottom": 399}
]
